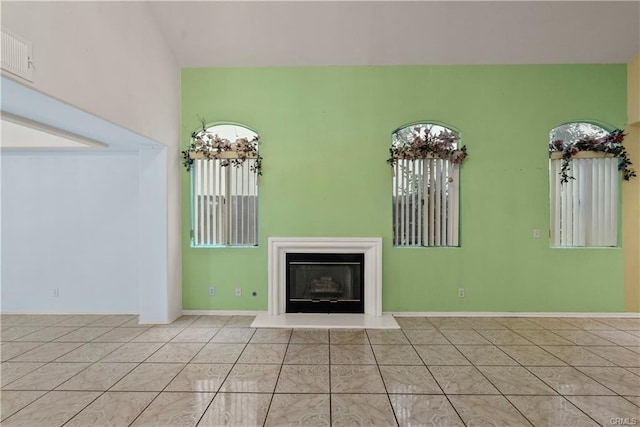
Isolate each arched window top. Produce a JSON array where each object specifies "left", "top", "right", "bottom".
[
  {"left": 392, "top": 123, "right": 460, "bottom": 149},
  {"left": 549, "top": 122, "right": 609, "bottom": 149},
  {"left": 389, "top": 122, "right": 466, "bottom": 164},
  {"left": 192, "top": 123, "right": 259, "bottom": 147},
  {"left": 548, "top": 121, "right": 634, "bottom": 183},
  {"left": 182, "top": 122, "right": 261, "bottom": 174}
]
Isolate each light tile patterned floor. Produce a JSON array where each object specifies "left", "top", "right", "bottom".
[{"left": 1, "top": 314, "right": 639, "bottom": 426}]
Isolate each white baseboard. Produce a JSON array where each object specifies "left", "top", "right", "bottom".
[
  {"left": 181, "top": 310, "right": 263, "bottom": 316},
  {"left": 138, "top": 312, "right": 184, "bottom": 325},
  {"left": 0, "top": 311, "right": 182, "bottom": 325},
  {"left": 183, "top": 310, "right": 640, "bottom": 319},
  {"left": 388, "top": 311, "right": 640, "bottom": 318},
  {"left": 0, "top": 311, "right": 138, "bottom": 315},
  {"left": 4, "top": 310, "right": 638, "bottom": 321}
]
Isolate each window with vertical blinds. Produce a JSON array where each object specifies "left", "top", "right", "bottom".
[
  {"left": 392, "top": 158, "right": 459, "bottom": 246},
  {"left": 391, "top": 123, "right": 463, "bottom": 247},
  {"left": 549, "top": 123, "right": 619, "bottom": 247},
  {"left": 190, "top": 124, "right": 259, "bottom": 247}
]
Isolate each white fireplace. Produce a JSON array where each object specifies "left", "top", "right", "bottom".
[{"left": 267, "top": 237, "right": 383, "bottom": 316}]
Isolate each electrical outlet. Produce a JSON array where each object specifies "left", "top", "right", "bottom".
[
  {"left": 458, "top": 288, "right": 465, "bottom": 298},
  {"left": 533, "top": 228, "right": 541, "bottom": 239},
  {"left": 53, "top": 288, "right": 59, "bottom": 297},
  {"left": 235, "top": 288, "right": 242, "bottom": 297},
  {"left": 208, "top": 287, "right": 215, "bottom": 296}
]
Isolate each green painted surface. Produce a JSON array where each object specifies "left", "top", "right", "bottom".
[{"left": 181, "top": 65, "right": 627, "bottom": 312}]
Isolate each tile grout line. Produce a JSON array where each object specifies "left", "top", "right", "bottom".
[
  {"left": 1, "top": 317, "right": 140, "bottom": 390},
  {"left": 242, "top": 327, "right": 281, "bottom": 427},
  {"left": 2, "top": 317, "right": 130, "bottom": 425},
  {"left": 123, "top": 314, "right": 230, "bottom": 426},
  {"left": 328, "top": 328, "right": 332, "bottom": 427},
  {"left": 500, "top": 321, "right": 612, "bottom": 425},
  {"left": 193, "top": 315, "right": 253, "bottom": 427},
  {"left": 455, "top": 340, "right": 548, "bottom": 426},
  {"left": 522, "top": 321, "right": 640, "bottom": 410},
  {"left": 2, "top": 314, "right": 639, "bottom": 426},
  {"left": 414, "top": 317, "right": 629, "bottom": 425},
  {"left": 421, "top": 317, "right": 475, "bottom": 426},
  {"left": 366, "top": 327, "right": 401, "bottom": 426},
  {"left": 502, "top": 319, "right": 632, "bottom": 424},
  {"left": 518, "top": 363, "right": 618, "bottom": 426},
  {"left": 122, "top": 315, "right": 214, "bottom": 425},
  {"left": 63, "top": 315, "right": 188, "bottom": 427}
]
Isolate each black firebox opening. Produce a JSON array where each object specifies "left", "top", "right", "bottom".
[{"left": 286, "top": 252, "right": 365, "bottom": 314}]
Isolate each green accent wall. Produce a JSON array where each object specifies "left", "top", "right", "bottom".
[{"left": 181, "top": 64, "right": 627, "bottom": 312}]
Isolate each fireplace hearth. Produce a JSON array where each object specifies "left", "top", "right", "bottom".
[{"left": 286, "top": 253, "right": 364, "bottom": 313}]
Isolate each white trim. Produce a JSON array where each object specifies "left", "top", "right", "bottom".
[
  {"left": 1, "top": 113, "right": 109, "bottom": 150},
  {"left": 388, "top": 311, "right": 640, "bottom": 318},
  {"left": 181, "top": 310, "right": 263, "bottom": 316},
  {"left": 138, "top": 311, "right": 183, "bottom": 325},
  {"left": 0, "top": 311, "right": 138, "bottom": 315},
  {"left": 5, "top": 310, "right": 636, "bottom": 320},
  {"left": 268, "top": 237, "right": 383, "bottom": 317},
  {"left": 189, "top": 151, "right": 257, "bottom": 160},
  {"left": 549, "top": 151, "right": 615, "bottom": 160}
]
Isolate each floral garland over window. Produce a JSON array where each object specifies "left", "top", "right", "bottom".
[
  {"left": 388, "top": 125, "right": 467, "bottom": 166},
  {"left": 549, "top": 129, "right": 635, "bottom": 183},
  {"left": 181, "top": 121, "right": 262, "bottom": 175}
]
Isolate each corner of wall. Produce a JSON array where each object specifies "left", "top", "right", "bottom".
[
  {"left": 624, "top": 53, "right": 640, "bottom": 312},
  {"left": 628, "top": 54, "right": 640, "bottom": 125}
]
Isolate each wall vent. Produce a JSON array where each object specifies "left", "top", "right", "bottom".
[{"left": 1, "top": 27, "right": 33, "bottom": 82}]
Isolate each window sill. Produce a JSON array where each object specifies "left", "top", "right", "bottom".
[
  {"left": 392, "top": 245, "right": 461, "bottom": 249},
  {"left": 550, "top": 246, "right": 619, "bottom": 249},
  {"left": 191, "top": 244, "right": 259, "bottom": 249},
  {"left": 549, "top": 151, "right": 615, "bottom": 160},
  {"left": 189, "top": 151, "right": 257, "bottom": 160}
]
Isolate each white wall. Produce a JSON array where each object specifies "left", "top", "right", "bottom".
[
  {"left": 139, "top": 147, "right": 169, "bottom": 321},
  {"left": 1, "top": 2, "right": 180, "bottom": 146},
  {"left": 1, "top": 2, "right": 182, "bottom": 321},
  {"left": 1, "top": 153, "right": 140, "bottom": 313}
]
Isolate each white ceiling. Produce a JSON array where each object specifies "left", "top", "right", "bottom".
[
  {"left": 148, "top": 1, "right": 640, "bottom": 67},
  {"left": 4, "top": 2, "right": 638, "bottom": 151}
]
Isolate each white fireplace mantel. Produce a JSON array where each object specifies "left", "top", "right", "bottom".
[{"left": 267, "top": 237, "right": 383, "bottom": 317}]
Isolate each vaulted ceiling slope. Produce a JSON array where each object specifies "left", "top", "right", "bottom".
[{"left": 148, "top": 1, "right": 640, "bottom": 67}]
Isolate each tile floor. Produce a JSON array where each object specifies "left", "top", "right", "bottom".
[{"left": 0, "top": 314, "right": 639, "bottom": 426}]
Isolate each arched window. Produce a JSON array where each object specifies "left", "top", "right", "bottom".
[
  {"left": 390, "top": 123, "right": 466, "bottom": 247},
  {"left": 188, "top": 123, "right": 260, "bottom": 247},
  {"left": 549, "top": 122, "right": 618, "bottom": 247}
]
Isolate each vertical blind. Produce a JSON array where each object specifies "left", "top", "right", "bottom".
[
  {"left": 392, "top": 158, "right": 459, "bottom": 246},
  {"left": 192, "top": 158, "right": 258, "bottom": 246},
  {"left": 550, "top": 157, "right": 618, "bottom": 247}
]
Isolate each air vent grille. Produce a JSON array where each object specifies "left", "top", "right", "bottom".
[{"left": 1, "top": 27, "right": 33, "bottom": 82}]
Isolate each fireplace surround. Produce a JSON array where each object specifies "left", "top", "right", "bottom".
[{"left": 267, "top": 237, "right": 383, "bottom": 316}]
